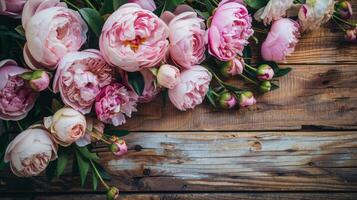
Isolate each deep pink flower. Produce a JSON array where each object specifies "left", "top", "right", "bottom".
[
  {"left": 261, "top": 18, "right": 300, "bottom": 62},
  {"left": 207, "top": 2, "right": 253, "bottom": 61},
  {"left": 95, "top": 83, "right": 138, "bottom": 126},
  {"left": 0, "top": 59, "right": 37, "bottom": 120}
]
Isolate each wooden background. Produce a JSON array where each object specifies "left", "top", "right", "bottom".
[{"left": 1, "top": 2, "right": 357, "bottom": 200}]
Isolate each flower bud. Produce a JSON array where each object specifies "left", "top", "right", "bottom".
[
  {"left": 29, "top": 71, "right": 50, "bottom": 92},
  {"left": 260, "top": 81, "right": 272, "bottom": 93},
  {"left": 109, "top": 137, "right": 128, "bottom": 157},
  {"left": 107, "top": 186, "right": 119, "bottom": 200},
  {"left": 345, "top": 29, "right": 357, "bottom": 42},
  {"left": 157, "top": 64, "right": 180, "bottom": 89},
  {"left": 239, "top": 91, "right": 256, "bottom": 108},
  {"left": 219, "top": 92, "right": 237, "bottom": 109},
  {"left": 335, "top": 1, "right": 353, "bottom": 19},
  {"left": 220, "top": 57, "right": 244, "bottom": 77},
  {"left": 256, "top": 64, "right": 274, "bottom": 81}
]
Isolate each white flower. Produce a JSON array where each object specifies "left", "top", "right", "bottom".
[
  {"left": 298, "top": 0, "right": 335, "bottom": 31},
  {"left": 254, "top": 0, "right": 294, "bottom": 25}
]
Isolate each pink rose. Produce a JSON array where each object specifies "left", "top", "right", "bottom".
[
  {"left": 53, "top": 50, "right": 114, "bottom": 114},
  {"left": 95, "top": 83, "right": 138, "bottom": 126},
  {"left": 100, "top": 3, "right": 169, "bottom": 72},
  {"left": 23, "top": 6, "right": 88, "bottom": 70},
  {"left": 168, "top": 11, "right": 206, "bottom": 69},
  {"left": 21, "top": 0, "right": 66, "bottom": 30},
  {"left": 128, "top": 0, "right": 156, "bottom": 11},
  {"left": 120, "top": 69, "right": 161, "bottom": 103},
  {"left": 261, "top": 18, "right": 300, "bottom": 62},
  {"left": 29, "top": 71, "right": 50, "bottom": 92},
  {"left": 157, "top": 64, "right": 180, "bottom": 89},
  {"left": 0, "top": 0, "right": 27, "bottom": 17},
  {"left": 4, "top": 126, "right": 58, "bottom": 177},
  {"left": 207, "top": 2, "right": 253, "bottom": 61},
  {"left": 0, "top": 59, "right": 37, "bottom": 120},
  {"left": 168, "top": 66, "right": 212, "bottom": 111},
  {"left": 44, "top": 107, "right": 87, "bottom": 147}
]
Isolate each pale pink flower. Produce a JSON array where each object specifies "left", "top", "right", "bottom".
[
  {"left": 254, "top": 0, "right": 294, "bottom": 25},
  {"left": 0, "top": 0, "right": 27, "bottom": 17},
  {"left": 157, "top": 64, "right": 180, "bottom": 89},
  {"left": 207, "top": 2, "right": 254, "bottom": 61},
  {"left": 169, "top": 66, "right": 212, "bottom": 111},
  {"left": 29, "top": 71, "right": 50, "bottom": 92},
  {"left": 100, "top": 3, "right": 169, "bottom": 72},
  {"left": 128, "top": 0, "right": 156, "bottom": 11},
  {"left": 221, "top": 57, "right": 245, "bottom": 77},
  {"left": 0, "top": 59, "right": 37, "bottom": 120},
  {"left": 261, "top": 18, "right": 300, "bottom": 62},
  {"left": 4, "top": 126, "right": 57, "bottom": 177},
  {"left": 239, "top": 91, "right": 256, "bottom": 108},
  {"left": 23, "top": 6, "right": 87, "bottom": 70},
  {"left": 95, "top": 83, "right": 138, "bottom": 126},
  {"left": 53, "top": 50, "right": 114, "bottom": 114}
]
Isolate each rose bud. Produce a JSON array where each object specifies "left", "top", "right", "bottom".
[
  {"left": 109, "top": 137, "right": 128, "bottom": 157},
  {"left": 0, "top": 59, "right": 37, "bottom": 120},
  {"left": 219, "top": 92, "right": 237, "bottom": 109},
  {"left": 260, "top": 80, "right": 272, "bottom": 93},
  {"left": 335, "top": 1, "right": 353, "bottom": 20},
  {"left": 220, "top": 57, "right": 244, "bottom": 77},
  {"left": 107, "top": 186, "right": 119, "bottom": 200},
  {"left": 4, "top": 126, "right": 58, "bottom": 177},
  {"left": 0, "top": 0, "right": 27, "bottom": 17},
  {"left": 239, "top": 91, "right": 256, "bottom": 108},
  {"left": 44, "top": 107, "right": 86, "bottom": 146},
  {"left": 128, "top": 0, "right": 156, "bottom": 11},
  {"left": 157, "top": 64, "right": 180, "bottom": 89},
  {"left": 256, "top": 64, "right": 274, "bottom": 81},
  {"left": 28, "top": 70, "right": 50, "bottom": 92},
  {"left": 345, "top": 29, "right": 357, "bottom": 42}
]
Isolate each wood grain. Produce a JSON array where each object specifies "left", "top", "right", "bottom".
[
  {"left": 1, "top": 131, "right": 357, "bottom": 192},
  {"left": 120, "top": 64, "right": 357, "bottom": 131}
]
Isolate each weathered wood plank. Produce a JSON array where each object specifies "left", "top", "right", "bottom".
[
  {"left": 121, "top": 64, "right": 357, "bottom": 131},
  {"left": 1, "top": 131, "right": 357, "bottom": 192},
  {"left": 1, "top": 193, "right": 357, "bottom": 200}
]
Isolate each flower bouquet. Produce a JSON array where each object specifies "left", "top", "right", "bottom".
[{"left": 0, "top": 0, "right": 354, "bottom": 199}]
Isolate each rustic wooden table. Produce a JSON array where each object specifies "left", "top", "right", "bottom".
[{"left": 1, "top": 2, "right": 357, "bottom": 200}]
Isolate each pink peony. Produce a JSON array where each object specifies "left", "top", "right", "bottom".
[
  {"left": 157, "top": 64, "right": 180, "bottom": 89},
  {"left": 0, "top": 59, "right": 37, "bottom": 120},
  {"left": 168, "top": 11, "right": 206, "bottom": 69},
  {"left": 168, "top": 66, "right": 212, "bottom": 111},
  {"left": 23, "top": 6, "right": 87, "bottom": 70},
  {"left": 128, "top": 0, "right": 156, "bottom": 11},
  {"left": 261, "top": 18, "right": 300, "bottom": 62},
  {"left": 100, "top": 3, "right": 169, "bottom": 72},
  {"left": 0, "top": 0, "right": 27, "bottom": 17},
  {"left": 221, "top": 57, "right": 245, "bottom": 77},
  {"left": 120, "top": 69, "right": 161, "bottom": 103},
  {"left": 95, "top": 83, "right": 138, "bottom": 126},
  {"left": 207, "top": 2, "right": 253, "bottom": 61},
  {"left": 53, "top": 50, "right": 114, "bottom": 114},
  {"left": 29, "top": 71, "right": 50, "bottom": 92}
]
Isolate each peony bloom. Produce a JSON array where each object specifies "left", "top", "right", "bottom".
[
  {"left": 256, "top": 64, "right": 274, "bottom": 81},
  {"left": 345, "top": 28, "right": 357, "bottom": 42},
  {"left": 22, "top": 0, "right": 66, "bottom": 30},
  {"left": 44, "top": 107, "right": 86, "bottom": 146},
  {"left": 100, "top": 3, "right": 169, "bottom": 72},
  {"left": 239, "top": 91, "right": 256, "bottom": 108},
  {"left": 157, "top": 64, "right": 180, "bottom": 89},
  {"left": 95, "top": 83, "right": 138, "bottom": 126},
  {"left": 169, "top": 66, "right": 212, "bottom": 111},
  {"left": 128, "top": 0, "right": 156, "bottom": 11},
  {"left": 107, "top": 187, "right": 120, "bottom": 200},
  {"left": 0, "top": 59, "right": 37, "bottom": 120},
  {"left": 261, "top": 18, "right": 300, "bottom": 62},
  {"left": 53, "top": 50, "right": 114, "bottom": 114},
  {"left": 207, "top": 2, "right": 254, "bottom": 61},
  {"left": 109, "top": 137, "right": 128, "bottom": 157},
  {"left": 76, "top": 117, "right": 104, "bottom": 147},
  {"left": 168, "top": 11, "right": 206, "bottom": 69},
  {"left": 219, "top": 92, "right": 237, "bottom": 109},
  {"left": 220, "top": 57, "right": 244, "bottom": 77},
  {"left": 4, "top": 126, "right": 58, "bottom": 177},
  {"left": 29, "top": 71, "right": 50, "bottom": 92},
  {"left": 298, "top": 0, "right": 335, "bottom": 32},
  {"left": 121, "top": 69, "right": 161, "bottom": 103},
  {"left": 23, "top": 6, "right": 87, "bottom": 70},
  {"left": 254, "top": 0, "right": 294, "bottom": 25},
  {"left": 335, "top": 1, "right": 353, "bottom": 20},
  {"left": 0, "top": 0, "right": 27, "bottom": 17}
]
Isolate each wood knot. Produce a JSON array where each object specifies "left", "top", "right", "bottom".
[
  {"left": 250, "top": 141, "right": 262, "bottom": 151},
  {"left": 134, "top": 145, "right": 143, "bottom": 151},
  {"left": 143, "top": 168, "right": 151, "bottom": 176}
]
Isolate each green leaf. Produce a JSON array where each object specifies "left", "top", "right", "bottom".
[
  {"left": 274, "top": 67, "right": 292, "bottom": 78},
  {"left": 162, "top": 89, "right": 168, "bottom": 107},
  {"left": 244, "top": 0, "right": 268, "bottom": 9},
  {"left": 51, "top": 99, "right": 63, "bottom": 113},
  {"left": 92, "top": 169, "right": 98, "bottom": 191},
  {"left": 194, "top": 9, "right": 210, "bottom": 20},
  {"left": 56, "top": 152, "right": 69, "bottom": 177},
  {"left": 204, "top": 0, "right": 214, "bottom": 14},
  {"left": 113, "top": 0, "right": 127, "bottom": 10},
  {"left": 242, "top": 45, "right": 252, "bottom": 65},
  {"left": 75, "top": 150, "right": 90, "bottom": 186},
  {"left": 46, "top": 161, "right": 57, "bottom": 182},
  {"left": 79, "top": 8, "right": 104, "bottom": 37},
  {"left": 77, "top": 146, "right": 100, "bottom": 162},
  {"left": 100, "top": 0, "right": 114, "bottom": 14},
  {"left": 270, "top": 82, "right": 279, "bottom": 91},
  {"left": 105, "top": 129, "right": 130, "bottom": 137},
  {"left": 127, "top": 72, "right": 145, "bottom": 96},
  {"left": 206, "top": 88, "right": 217, "bottom": 107},
  {"left": 0, "top": 159, "right": 8, "bottom": 170},
  {"left": 95, "top": 162, "right": 111, "bottom": 181},
  {"left": 19, "top": 72, "right": 33, "bottom": 80},
  {"left": 14, "top": 25, "right": 25, "bottom": 36}
]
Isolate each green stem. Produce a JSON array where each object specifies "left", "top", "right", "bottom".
[
  {"left": 253, "top": 28, "right": 267, "bottom": 34},
  {"left": 83, "top": 0, "right": 96, "bottom": 9},
  {"left": 90, "top": 160, "right": 110, "bottom": 190},
  {"left": 333, "top": 15, "right": 356, "bottom": 28},
  {"left": 239, "top": 73, "right": 259, "bottom": 85},
  {"left": 332, "top": 18, "right": 346, "bottom": 32},
  {"left": 210, "top": 0, "right": 218, "bottom": 6},
  {"left": 244, "top": 63, "right": 257, "bottom": 71},
  {"left": 16, "top": 121, "right": 23, "bottom": 131},
  {"left": 63, "top": 0, "right": 80, "bottom": 10}
]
